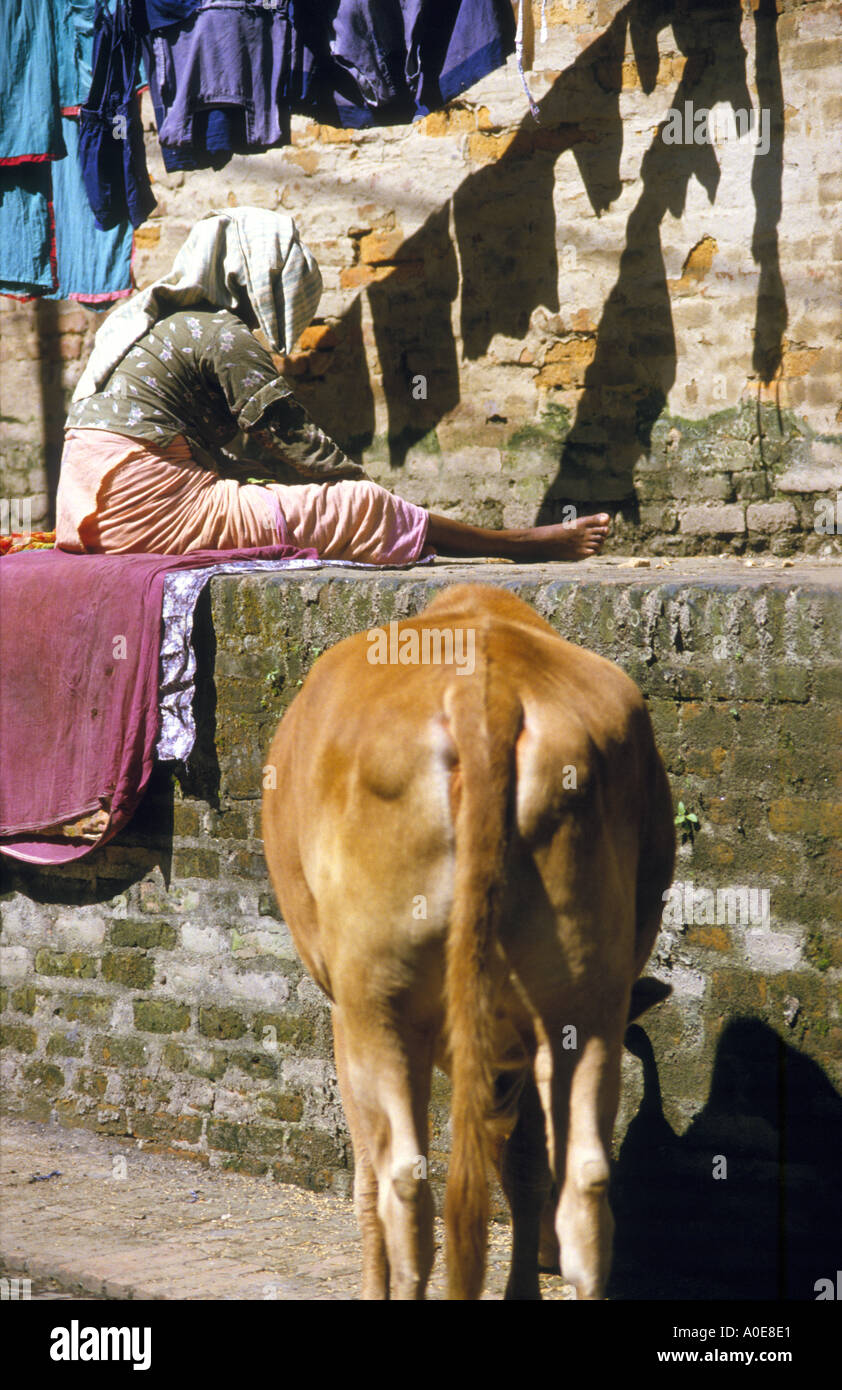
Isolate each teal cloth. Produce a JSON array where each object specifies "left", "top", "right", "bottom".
[
  {"left": 46, "top": 116, "right": 134, "bottom": 302},
  {"left": 0, "top": 165, "right": 55, "bottom": 294},
  {"left": 0, "top": 0, "right": 132, "bottom": 302},
  {"left": 0, "top": 1, "right": 64, "bottom": 160}
]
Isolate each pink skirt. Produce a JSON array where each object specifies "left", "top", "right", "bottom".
[{"left": 56, "top": 428, "right": 431, "bottom": 565}]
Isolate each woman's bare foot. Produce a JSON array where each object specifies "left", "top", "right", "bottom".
[
  {"left": 517, "top": 512, "right": 612, "bottom": 560},
  {"left": 426, "top": 510, "right": 611, "bottom": 561}
]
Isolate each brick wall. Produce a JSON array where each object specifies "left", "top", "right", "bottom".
[
  {"left": 1, "top": 564, "right": 840, "bottom": 1216},
  {"left": 2, "top": 1, "right": 841, "bottom": 551}
]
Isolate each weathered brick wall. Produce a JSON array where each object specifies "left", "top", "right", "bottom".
[
  {"left": 1, "top": 564, "right": 840, "bottom": 1212},
  {"left": 2, "top": 1, "right": 841, "bottom": 551}
]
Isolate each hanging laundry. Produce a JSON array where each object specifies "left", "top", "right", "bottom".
[
  {"left": 290, "top": 0, "right": 517, "bottom": 128},
  {"left": 133, "top": 0, "right": 516, "bottom": 176},
  {"left": 0, "top": 0, "right": 134, "bottom": 303},
  {"left": 137, "top": 0, "right": 201, "bottom": 26},
  {"left": 151, "top": 2, "right": 293, "bottom": 150},
  {"left": 78, "top": 0, "right": 156, "bottom": 230},
  {"left": 0, "top": 1, "right": 64, "bottom": 294},
  {"left": 0, "top": 2, "right": 65, "bottom": 163},
  {"left": 416, "top": 0, "right": 517, "bottom": 110},
  {"left": 0, "top": 167, "right": 57, "bottom": 296},
  {"left": 62, "top": 0, "right": 99, "bottom": 107},
  {"left": 22, "top": 0, "right": 518, "bottom": 234},
  {"left": 138, "top": 2, "right": 292, "bottom": 172},
  {"left": 57, "top": 1, "right": 136, "bottom": 300},
  {"left": 48, "top": 117, "right": 135, "bottom": 304}
]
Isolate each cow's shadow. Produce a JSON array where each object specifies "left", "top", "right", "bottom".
[{"left": 608, "top": 1017, "right": 842, "bottom": 1300}]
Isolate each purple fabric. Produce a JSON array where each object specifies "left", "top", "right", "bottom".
[
  {"left": 0, "top": 543, "right": 313, "bottom": 864},
  {"left": 77, "top": 0, "right": 156, "bottom": 230},
  {"left": 135, "top": 0, "right": 201, "bottom": 31},
  {"left": 149, "top": 2, "right": 293, "bottom": 152},
  {"left": 292, "top": 0, "right": 517, "bottom": 128}
]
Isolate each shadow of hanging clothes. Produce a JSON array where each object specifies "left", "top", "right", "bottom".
[
  {"left": 272, "top": 296, "right": 376, "bottom": 467},
  {"left": 750, "top": 0, "right": 787, "bottom": 385},
  {"left": 609, "top": 1018, "right": 842, "bottom": 1301},
  {"left": 287, "top": 5, "right": 624, "bottom": 469},
  {"left": 366, "top": 205, "right": 461, "bottom": 466},
  {"left": 35, "top": 298, "right": 66, "bottom": 518},
  {"left": 539, "top": 0, "right": 756, "bottom": 517},
  {"left": 452, "top": 4, "right": 629, "bottom": 365}
]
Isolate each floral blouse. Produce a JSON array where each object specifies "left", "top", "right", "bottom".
[{"left": 66, "top": 307, "right": 365, "bottom": 481}]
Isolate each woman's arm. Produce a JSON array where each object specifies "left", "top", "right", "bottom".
[
  {"left": 203, "top": 313, "right": 369, "bottom": 481},
  {"left": 246, "top": 394, "right": 369, "bottom": 481}
]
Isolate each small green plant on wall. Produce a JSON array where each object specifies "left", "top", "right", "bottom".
[
  {"left": 675, "top": 799, "right": 700, "bottom": 843},
  {"left": 261, "top": 668, "right": 284, "bottom": 710}
]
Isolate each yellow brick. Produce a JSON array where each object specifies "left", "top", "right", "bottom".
[
  {"left": 710, "top": 843, "right": 736, "bottom": 868},
  {"left": 535, "top": 336, "right": 597, "bottom": 389},
  {"left": 571, "top": 309, "right": 597, "bottom": 333},
  {"left": 467, "top": 130, "right": 518, "bottom": 165},
  {"left": 339, "top": 264, "right": 392, "bottom": 289},
  {"left": 359, "top": 230, "right": 406, "bottom": 264},
  {"left": 133, "top": 223, "right": 161, "bottom": 249},
  {"left": 313, "top": 124, "right": 353, "bottom": 143},
  {"left": 355, "top": 204, "right": 396, "bottom": 231},
  {"left": 711, "top": 746, "right": 730, "bottom": 773},
  {"left": 668, "top": 236, "right": 718, "bottom": 294},
  {"left": 780, "top": 340, "right": 823, "bottom": 379},
  {"left": 286, "top": 149, "right": 320, "bottom": 173},
  {"left": 420, "top": 107, "right": 477, "bottom": 137},
  {"left": 768, "top": 798, "right": 842, "bottom": 835},
  {"left": 286, "top": 351, "right": 332, "bottom": 377},
  {"left": 546, "top": 0, "right": 590, "bottom": 23},
  {"left": 297, "top": 323, "right": 338, "bottom": 351}
]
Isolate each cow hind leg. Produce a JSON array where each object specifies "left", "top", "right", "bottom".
[
  {"left": 494, "top": 1070, "right": 551, "bottom": 1300},
  {"left": 551, "top": 1038, "right": 622, "bottom": 1301},
  {"left": 332, "top": 1009, "right": 388, "bottom": 1299},
  {"left": 337, "top": 1011, "right": 435, "bottom": 1300}
]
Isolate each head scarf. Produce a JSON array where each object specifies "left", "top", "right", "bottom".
[{"left": 72, "top": 207, "right": 322, "bottom": 400}]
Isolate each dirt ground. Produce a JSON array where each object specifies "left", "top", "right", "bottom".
[{"left": 0, "top": 1117, "right": 574, "bottom": 1300}]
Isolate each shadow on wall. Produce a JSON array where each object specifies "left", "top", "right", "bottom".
[
  {"left": 541, "top": 0, "right": 787, "bottom": 514},
  {"left": 311, "top": 0, "right": 786, "bottom": 505},
  {"left": 609, "top": 1018, "right": 842, "bottom": 1301},
  {"left": 35, "top": 298, "right": 66, "bottom": 517},
  {"left": 289, "top": 296, "right": 377, "bottom": 463}
]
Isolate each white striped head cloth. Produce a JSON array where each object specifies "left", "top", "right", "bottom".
[{"left": 72, "top": 207, "right": 322, "bottom": 400}]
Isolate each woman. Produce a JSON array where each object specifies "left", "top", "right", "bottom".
[{"left": 58, "top": 208, "right": 610, "bottom": 562}]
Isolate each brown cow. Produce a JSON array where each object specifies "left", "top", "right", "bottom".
[{"left": 262, "top": 584, "right": 675, "bottom": 1300}]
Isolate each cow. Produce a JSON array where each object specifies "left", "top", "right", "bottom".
[{"left": 261, "top": 584, "right": 675, "bottom": 1300}]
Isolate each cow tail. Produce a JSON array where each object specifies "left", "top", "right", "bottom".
[{"left": 443, "top": 654, "right": 522, "bottom": 1300}]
